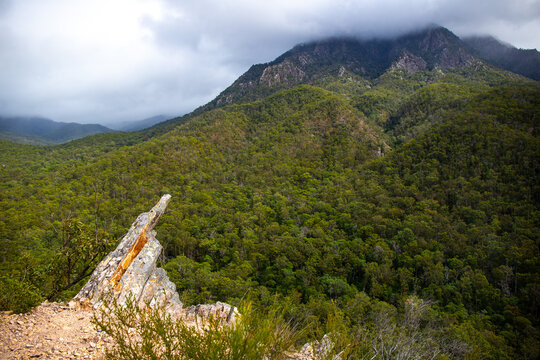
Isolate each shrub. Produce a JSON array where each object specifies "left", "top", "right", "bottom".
[
  {"left": 0, "top": 275, "right": 43, "bottom": 313},
  {"left": 92, "top": 296, "right": 302, "bottom": 360}
]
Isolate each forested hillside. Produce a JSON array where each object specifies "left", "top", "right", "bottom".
[{"left": 1, "top": 26, "right": 539, "bottom": 359}]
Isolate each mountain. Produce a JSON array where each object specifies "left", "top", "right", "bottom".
[
  {"left": 206, "top": 26, "right": 488, "bottom": 109},
  {"left": 464, "top": 35, "right": 540, "bottom": 80},
  {"left": 0, "top": 116, "right": 113, "bottom": 144},
  {"left": 201, "top": 25, "right": 532, "bottom": 148},
  {"left": 108, "top": 115, "right": 171, "bottom": 132},
  {"left": 0, "top": 25, "right": 539, "bottom": 358}
]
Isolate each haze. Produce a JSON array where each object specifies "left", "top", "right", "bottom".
[{"left": 1, "top": 0, "right": 539, "bottom": 125}]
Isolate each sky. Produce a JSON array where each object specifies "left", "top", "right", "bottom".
[{"left": 0, "top": 0, "right": 539, "bottom": 126}]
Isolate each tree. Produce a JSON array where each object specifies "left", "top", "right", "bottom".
[{"left": 47, "top": 218, "right": 112, "bottom": 299}]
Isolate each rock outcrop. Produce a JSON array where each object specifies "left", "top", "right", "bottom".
[
  {"left": 392, "top": 50, "right": 427, "bottom": 73},
  {"left": 70, "top": 194, "right": 237, "bottom": 324},
  {"left": 259, "top": 59, "right": 306, "bottom": 87}
]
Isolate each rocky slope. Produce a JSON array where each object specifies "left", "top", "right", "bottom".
[{"left": 0, "top": 302, "right": 109, "bottom": 359}]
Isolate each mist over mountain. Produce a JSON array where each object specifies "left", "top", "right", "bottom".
[
  {"left": 464, "top": 35, "right": 540, "bottom": 80},
  {"left": 0, "top": 116, "right": 113, "bottom": 144},
  {"left": 207, "top": 26, "right": 528, "bottom": 109}
]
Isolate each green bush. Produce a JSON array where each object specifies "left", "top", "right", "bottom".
[
  {"left": 0, "top": 275, "right": 43, "bottom": 313},
  {"left": 92, "top": 294, "right": 471, "bottom": 360},
  {"left": 92, "top": 296, "right": 302, "bottom": 360}
]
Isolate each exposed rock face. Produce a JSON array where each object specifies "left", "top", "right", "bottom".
[
  {"left": 392, "top": 51, "right": 427, "bottom": 73},
  {"left": 438, "top": 47, "right": 475, "bottom": 68},
  {"left": 260, "top": 59, "right": 306, "bottom": 87},
  {"left": 70, "top": 194, "right": 237, "bottom": 324},
  {"left": 183, "top": 302, "right": 238, "bottom": 325}
]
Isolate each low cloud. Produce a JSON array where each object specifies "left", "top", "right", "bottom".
[{"left": 0, "top": 0, "right": 539, "bottom": 124}]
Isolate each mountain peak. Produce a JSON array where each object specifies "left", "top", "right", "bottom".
[
  {"left": 208, "top": 26, "right": 479, "bottom": 108},
  {"left": 397, "top": 25, "right": 461, "bottom": 51}
]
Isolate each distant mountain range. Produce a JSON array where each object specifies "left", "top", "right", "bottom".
[
  {"left": 464, "top": 35, "right": 540, "bottom": 80},
  {"left": 0, "top": 116, "right": 113, "bottom": 145},
  {"left": 0, "top": 114, "right": 173, "bottom": 145},
  {"left": 3, "top": 26, "right": 538, "bottom": 146},
  {"left": 106, "top": 115, "right": 171, "bottom": 132}
]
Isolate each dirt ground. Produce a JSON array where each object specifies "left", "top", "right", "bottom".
[{"left": 0, "top": 302, "right": 110, "bottom": 360}]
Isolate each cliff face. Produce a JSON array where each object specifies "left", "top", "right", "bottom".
[{"left": 70, "top": 194, "right": 237, "bottom": 324}]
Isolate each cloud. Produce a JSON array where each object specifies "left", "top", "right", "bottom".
[{"left": 0, "top": 0, "right": 539, "bottom": 124}]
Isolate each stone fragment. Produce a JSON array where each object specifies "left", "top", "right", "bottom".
[{"left": 183, "top": 301, "right": 239, "bottom": 324}]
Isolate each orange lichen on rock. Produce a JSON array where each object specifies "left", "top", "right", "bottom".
[
  {"left": 109, "top": 225, "right": 149, "bottom": 290},
  {"left": 70, "top": 194, "right": 175, "bottom": 309}
]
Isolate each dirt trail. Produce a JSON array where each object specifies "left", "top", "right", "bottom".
[{"left": 0, "top": 302, "right": 109, "bottom": 360}]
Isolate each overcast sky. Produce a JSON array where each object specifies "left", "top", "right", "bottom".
[{"left": 1, "top": 0, "right": 539, "bottom": 125}]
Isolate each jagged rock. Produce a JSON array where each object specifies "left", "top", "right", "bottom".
[
  {"left": 183, "top": 301, "right": 239, "bottom": 325},
  {"left": 70, "top": 194, "right": 177, "bottom": 311},
  {"left": 70, "top": 194, "right": 237, "bottom": 324},
  {"left": 295, "top": 334, "right": 342, "bottom": 360}
]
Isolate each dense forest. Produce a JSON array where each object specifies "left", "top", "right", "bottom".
[{"left": 1, "top": 27, "right": 539, "bottom": 359}]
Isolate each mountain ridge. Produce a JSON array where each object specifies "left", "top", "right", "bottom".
[
  {"left": 464, "top": 35, "right": 540, "bottom": 81},
  {"left": 106, "top": 114, "right": 172, "bottom": 132},
  {"left": 206, "top": 26, "right": 479, "bottom": 109},
  {"left": 204, "top": 25, "right": 534, "bottom": 112},
  {"left": 0, "top": 116, "right": 113, "bottom": 144}
]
